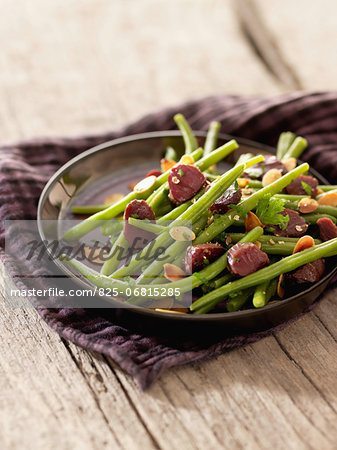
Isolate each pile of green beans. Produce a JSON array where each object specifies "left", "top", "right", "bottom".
[
  {"left": 60, "top": 118, "right": 337, "bottom": 316},
  {"left": 191, "top": 238, "right": 337, "bottom": 314}
]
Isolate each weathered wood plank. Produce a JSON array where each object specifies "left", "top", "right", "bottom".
[
  {"left": 234, "top": 0, "right": 302, "bottom": 89},
  {"left": 254, "top": 0, "right": 337, "bottom": 89},
  {"left": 0, "top": 0, "right": 281, "bottom": 141},
  {"left": 104, "top": 321, "right": 337, "bottom": 450},
  {"left": 0, "top": 277, "right": 155, "bottom": 450}
]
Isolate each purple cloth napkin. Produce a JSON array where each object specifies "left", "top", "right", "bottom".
[{"left": 1, "top": 92, "right": 337, "bottom": 390}]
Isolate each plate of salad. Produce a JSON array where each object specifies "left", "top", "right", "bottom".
[{"left": 38, "top": 114, "right": 337, "bottom": 331}]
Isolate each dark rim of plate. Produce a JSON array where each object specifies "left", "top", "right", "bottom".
[{"left": 37, "top": 130, "right": 337, "bottom": 321}]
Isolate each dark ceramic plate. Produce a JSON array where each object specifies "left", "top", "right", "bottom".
[{"left": 37, "top": 131, "right": 337, "bottom": 333}]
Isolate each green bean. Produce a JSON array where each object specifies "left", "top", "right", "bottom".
[
  {"left": 253, "top": 278, "right": 277, "bottom": 308},
  {"left": 303, "top": 213, "right": 337, "bottom": 225},
  {"left": 194, "top": 163, "right": 310, "bottom": 245},
  {"left": 101, "top": 220, "right": 124, "bottom": 236},
  {"left": 202, "top": 273, "right": 232, "bottom": 293},
  {"left": 222, "top": 233, "right": 322, "bottom": 256},
  {"left": 165, "top": 146, "right": 178, "bottom": 161},
  {"left": 128, "top": 218, "right": 166, "bottom": 235},
  {"left": 62, "top": 146, "right": 206, "bottom": 242},
  {"left": 71, "top": 204, "right": 110, "bottom": 215},
  {"left": 147, "top": 186, "right": 172, "bottom": 216},
  {"left": 273, "top": 194, "right": 307, "bottom": 201},
  {"left": 158, "top": 203, "right": 190, "bottom": 221},
  {"left": 227, "top": 288, "right": 254, "bottom": 312},
  {"left": 213, "top": 273, "right": 232, "bottom": 289},
  {"left": 282, "top": 136, "right": 308, "bottom": 160},
  {"left": 247, "top": 180, "right": 263, "bottom": 189},
  {"left": 100, "top": 211, "right": 179, "bottom": 237},
  {"left": 195, "top": 140, "right": 238, "bottom": 171},
  {"left": 136, "top": 156, "right": 264, "bottom": 283},
  {"left": 281, "top": 199, "right": 337, "bottom": 219},
  {"left": 204, "top": 121, "right": 221, "bottom": 155},
  {"left": 235, "top": 153, "right": 254, "bottom": 166},
  {"left": 174, "top": 114, "right": 198, "bottom": 154},
  {"left": 276, "top": 132, "right": 296, "bottom": 160},
  {"left": 100, "top": 233, "right": 129, "bottom": 276},
  {"left": 191, "top": 237, "right": 337, "bottom": 314},
  {"left": 318, "top": 185, "right": 337, "bottom": 192}
]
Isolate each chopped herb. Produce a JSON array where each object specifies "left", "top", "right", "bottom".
[
  {"left": 203, "top": 258, "right": 210, "bottom": 266},
  {"left": 130, "top": 213, "right": 139, "bottom": 219},
  {"left": 233, "top": 257, "right": 240, "bottom": 262},
  {"left": 255, "top": 194, "right": 289, "bottom": 230},
  {"left": 178, "top": 169, "right": 185, "bottom": 177},
  {"left": 192, "top": 272, "right": 208, "bottom": 284},
  {"left": 301, "top": 181, "right": 312, "bottom": 196},
  {"left": 234, "top": 180, "right": 239, "bottom": 190}
]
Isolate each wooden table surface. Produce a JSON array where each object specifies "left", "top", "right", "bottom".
[{"left": 1, "top": 1, "right": 337, "bottom": 449}]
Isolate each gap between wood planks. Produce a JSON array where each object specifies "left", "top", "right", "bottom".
[{"left": 234, "top": 0, "right": 303, "bottom": 90}]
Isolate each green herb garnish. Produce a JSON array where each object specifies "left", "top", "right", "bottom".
[
  {"left": 178, "top": 169, "right": 185, "bottom": 177},
  {"left": 301, "top": 181, "right": 312, "bottom": 196},
  {"left": 130, "top": 213, "right": 139, "bottom": 219},
  {"left": 255, "top": 194, "right": 289, "bottom": 230}
]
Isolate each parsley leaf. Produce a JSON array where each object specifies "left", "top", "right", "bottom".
[
  {"left": 301, "top": 181, "right": 312, "bottom": 196},
  {"left": 255, "top": 194, "right": 289, "bottom": 230},
  {"left": 130, "top": 213, "right": 139, "bottom": 219},
  {"left": 178, "top": 169, "right": 185, "bottom": 177},
  {"left": 234, "top": 180, "right": 239, "bottom": 190}
]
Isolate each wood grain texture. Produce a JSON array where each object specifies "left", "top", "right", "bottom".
[
  {"left": 254, "top": 0, "right": 337, "bottom": 90},
  {"left": 0, "top": 0, "right": 281, "bottom": 142},
  {"left": 1, "top": 1, "right": 337, "bottom": 449}
]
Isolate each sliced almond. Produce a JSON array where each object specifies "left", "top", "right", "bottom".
[
  {"left": 282, "top": 157, "right": 297, "bottom": 171},
  {"left": 83, "top": 246, "right": 109, "bottom": 265},
  {"left": 180, "top": 154, "right": 195, "bottom": 165},
  {"left": 237, "top": 178, "right": 249, "bottom": 188},
  {"left": 244, "top": 211, "right": 263, "bottom": 232},
  {"left": 169, "top": 226, "right": 195, "bottom": 241},
  {"left": 277, "top": 274, "right": 285, "bottom": 298},
  {"left": 161, "top": 158, "right": 176, "bottom": 172},
  {"left": 163, "top": 263, "right": 187, "bottom": 281},
  {"left": 103, "top": 193, "right": 124, "bottom": 205},
  {"left": 133, "top": 175, "right": 157, "bottom": 194},
  {"left": 148, "top": 297, "right": 174, "bottom": 309},
  {"left": 254, "top": 241, "right": 261, "bottom": 249},
  {"left": 316, "top": 188, "right": 324, "bottom": 196},
  {"left": 318, "top": 192, "right": 337, "bottom": 207},
  {"left": 293, "top": 235, "right": 315, "bottom": 254},
  {"left": 154, "top": 308, "right": 187, "bottom": 314},
  {"left": 298, "top": 198, "right": 318, "bottom": 214},
  {"left": 171, "top": 307, "right": 189, "bottom": 314},
  {"left": 262, "top": 168, "right": 282, "bottom": 187}
]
